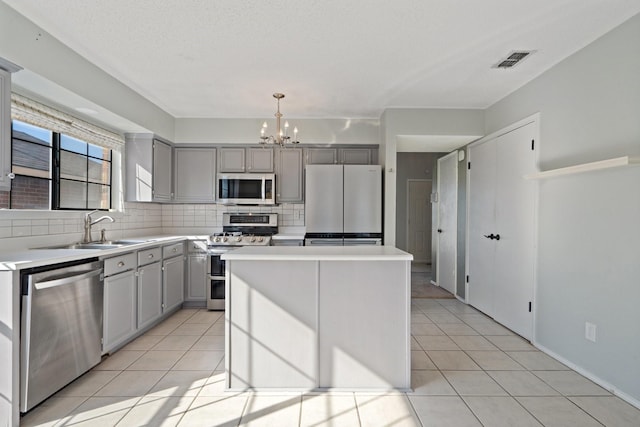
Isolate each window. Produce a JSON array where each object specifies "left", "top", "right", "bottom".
[{"left": 3, "top": 119, "right": 112, "bottom": 210}]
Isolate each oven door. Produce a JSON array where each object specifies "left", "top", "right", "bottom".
[{"left": 207, "top": 247, "right": 233, "bottom": 310}]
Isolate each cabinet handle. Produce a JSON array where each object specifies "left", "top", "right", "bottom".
[
  {"left": 117, "top": 261, "right": 125, "bottom": 267},
  {"left": 148, "top": 254, "right": 154, "bottom": 259},
  {"left": 172, "top": 248, "right": 177, "bottom": 252}
]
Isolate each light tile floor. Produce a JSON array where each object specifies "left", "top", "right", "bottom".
[{"left": 21, "top": 299, "right": 640, "bottom": 426}]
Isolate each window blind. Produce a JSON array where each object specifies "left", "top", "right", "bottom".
[{"left": 10, "top": 93, "right": 124, "bottom": 151}]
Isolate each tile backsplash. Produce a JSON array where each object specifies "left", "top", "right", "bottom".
[{"left": 0, "top": 202, "right": 304, "bottom": 247}]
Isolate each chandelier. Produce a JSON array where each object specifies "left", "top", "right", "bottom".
[{"left": 259, "top": 93, "right": 299, "bottom": 145}]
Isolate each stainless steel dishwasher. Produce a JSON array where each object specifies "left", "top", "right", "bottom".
[{"left": 20, "top": 258, "right": 103, "bottom": 413}]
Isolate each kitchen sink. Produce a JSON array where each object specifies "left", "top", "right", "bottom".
[{"left": 37, "top": 239, "right": 148, "bottom": 250}]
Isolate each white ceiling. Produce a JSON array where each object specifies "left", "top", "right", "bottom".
[{"left": 3, "top": 0, "right": 640, "bottom": 120}]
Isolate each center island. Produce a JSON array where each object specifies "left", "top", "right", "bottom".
[{"left": 221, "top": 245, "right": 413, "bottom": 391}]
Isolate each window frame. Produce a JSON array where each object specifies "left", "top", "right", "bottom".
[{"left": 8, "top": 119, "right": 112, "bottom": 211}]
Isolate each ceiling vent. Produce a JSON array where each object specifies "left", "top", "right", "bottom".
[{"left": 492, "top": 51, "right": 535, "bottom": 69}]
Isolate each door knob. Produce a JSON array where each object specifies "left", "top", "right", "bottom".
[
  {"left": 494, "top": 234, "right": 501, "bottom": 241},
  {"left": 437, "top": 229, "right": 443, "bottom": 233}
]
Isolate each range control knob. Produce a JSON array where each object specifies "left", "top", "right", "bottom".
[
  {"left": 223, "top": 236, "right": 228, "bottom": 242},
  {"left": 236, "top": 236, "right": 242, "bottom": 242},
  {"left": 214, "top": 236, "right": 221, "bottom": 243},
  {"left": 250, "top": 236, "right": 257, "bottom": 243},
  {"left": 258, "top": 236, "right": 264, "bottom": 242}
]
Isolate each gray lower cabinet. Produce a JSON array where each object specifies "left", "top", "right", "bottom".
[
  {"left": 137, "top": 261, "right": 162, "bottom": 330},
  {"left": 271, "top": 238, "right": 303, "bottom": 246},
  {"left": 103, "top": 252, "right": 137, "bottom": 353},
  {"left": 186, "top": 241, "right": 207, "bottom": 303},
  {"left": 163, "top": 254, "right": 185, "bottom": 312},
  {"left": 275, "top": 148, "right": 303, "bottom": 203},
  {"left": 174, "top": 147, "right": 216, "bottom": 202}
]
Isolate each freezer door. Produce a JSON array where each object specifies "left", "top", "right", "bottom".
[
  {"left": 305, "top": 165, "right": 343, "bottom": 233},
  {"left": 344, "top": 165, "right": 382, "bottom": 233}
]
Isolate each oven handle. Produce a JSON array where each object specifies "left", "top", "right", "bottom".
[
  {"left": 261, "top": 176, "right": 265, "bottom": 201},
  {"left": 207, "top": 275, "right": 226, "bottom": 280},
  {"left": 207, "top": 248, "right": 233, "bottom": 255}
]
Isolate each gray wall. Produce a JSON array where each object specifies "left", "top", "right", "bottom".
[
  {"left": 0, "top": 2, "right": 174, "bottom": 139},
  {"left": 395, "top": 152, "right": 442, "bottom": 254},
  {"left": 485, "top": 13, "right": 640, "bottom": 403}
]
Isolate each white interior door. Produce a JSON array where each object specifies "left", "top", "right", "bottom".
[
  {"left": 493, "top": 124, "right": 536, "bottom": 339},
  {"left": 467, "top": 139, "right": 497, "bottom": 316},
  {"left": 467, "top": 120, "right": 537, "bottom": 340},
  {"left": 407, "top": 180, "right": 431, "bottom": 263},
  {"left": 436, "top": 151, "right": 458, "bottom": 295}
]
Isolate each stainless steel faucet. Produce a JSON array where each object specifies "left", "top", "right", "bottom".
[{"left": 82, "top": 210, "right": 115, "bottom": 243}]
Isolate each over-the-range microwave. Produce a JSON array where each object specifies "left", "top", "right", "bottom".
[{"left": 217, "top": 173, "right": 276, "bottom": 205}]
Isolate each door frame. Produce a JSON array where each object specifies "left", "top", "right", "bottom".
[
  {"left": 465, "top": 112, "right": 540, "bottom": 339},
  {"left": 406, "top": 178, "right": 432, "bottom": 263},
  {"left": 435, "top": 151, "right": 458, "bottom": 295}
]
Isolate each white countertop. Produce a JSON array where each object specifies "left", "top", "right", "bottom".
[
  {"left": 0, "top": 235, "right": 207, "bottom": 271},
  {"left": 221, "top": 245, "right": 413, "bottom": 261}
]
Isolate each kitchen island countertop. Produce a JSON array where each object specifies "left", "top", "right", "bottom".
[{"left": 221, "top": 244, "right": 412, "bottom": 261}]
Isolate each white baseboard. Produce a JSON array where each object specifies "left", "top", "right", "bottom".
[
  {"left": 430, "top": 280, "right": 438, "bottom": 286},
  {"left": 533, "top": 342, "right": 640, "bottom": 410}
]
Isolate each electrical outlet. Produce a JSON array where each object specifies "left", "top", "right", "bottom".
[{"left": 585, "top": 322, "right": 597, "bottom": 342}]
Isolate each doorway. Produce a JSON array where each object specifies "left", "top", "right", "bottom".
[
  {"left": 407, "top": 179, "right": 432, "bottom": 263},
  {"left": 435, "top": 151, "right": 458, "bottom": 296}
]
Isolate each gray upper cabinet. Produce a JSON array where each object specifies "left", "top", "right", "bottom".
[
  {"left": 218, "top": 147, "right": 245, "bottom": 172},
  {"left": 218, "top": 147, "right": 274, "bottom": 173},
  {"left": 125, "top": 133, "right": 173, "bottom": 202},
  {"left": 305, "top": 147, "right": 378, "bottom": 165},
  {"left": 275, "top": 148, "right": 303, "bottom": 203},
  {"left": 153, "top": 140, "right": 173, "bottom": 201},
  {"left": 339, "top": 148, "right": 377, "bottom": 165},
  {"left": 0, "top": 69, "right": 11, "bottom": 191},
  {"left": 247, "top": 148, "right": 274, "bottom": 172},
  {"left": 306, "top": 148, "right": 338, "bottom": 165},
  {"left": 174, "top": 147, "right": 216, "bottom": 202}
]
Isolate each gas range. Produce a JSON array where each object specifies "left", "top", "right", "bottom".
[
  {"left": 208, "top": 232, "right": 271, "bottom": 246},
  {"left": 206, "top": 213, "right": 277, "bottom": 310},
  {"left": 207, "top": 213, "right": 277, "bottom": 248}
]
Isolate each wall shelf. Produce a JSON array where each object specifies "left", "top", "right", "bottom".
[{"left": 524, "top": 156, "right": 640, "bottom": 180}]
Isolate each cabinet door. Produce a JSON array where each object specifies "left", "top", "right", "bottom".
[
  {"left": 219, "top": 147, "right": 245, "bottom": 172},
  {"left": 247, "top": 148, "right": 274, "bottom": 172},
  {"left": 306, "top": 148, "right": 337, "bottom": 165},
  {"left": 174, "top": 147, "right": 216, "bottom": 202},
  {"left": 186, "top": 254, "right": 207, "bottom": 301},
  {"left": 103, "top": 270, "right": 137, "bottom": 353},
  {"left": 339, "top": 148, "right": 372, "bottom": 164},
  {"left": 137, "top": 262, "right": 162, "bottom": 331},
  {"left": 275, "top": 148, "right": 303, "bottom": 203},
  {"left": 0, "top": 69, "right": 11, "bottom": 191},
  {"left": 163, "top": 255, "right": 185, "bottom": 312},
  {"left": 153, "top": 140, "right": 173, "bottom": 201}
]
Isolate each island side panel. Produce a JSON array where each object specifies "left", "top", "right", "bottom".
[
  {"left": 227, "top": 260, "right": 318, "bottom": 389},
  {"left": 318, "top": 260, "right": 411, "bottom": 389}
]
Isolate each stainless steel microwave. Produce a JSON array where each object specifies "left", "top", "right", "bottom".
[{"left": 217, "top": 173, "right": 276, "bottom": 205}]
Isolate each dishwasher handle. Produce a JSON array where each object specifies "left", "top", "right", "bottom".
[{"left": 34, "top": 268, "right": 103, "bottom": 290}]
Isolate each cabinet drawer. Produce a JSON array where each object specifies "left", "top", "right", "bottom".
[
  {"left": 138, "top": 247, "right": 161, "bottom": 266},
  {"left": 163, "top": 242, "right": 184, "bottom": 258},
  {"left": 104, "top": 252, "right": 136, "bottom": 276},
  {"left": 188, "top": 240, "right": 208, "bottom": 253}
]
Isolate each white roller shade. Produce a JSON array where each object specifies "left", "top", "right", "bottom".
[{"left": 10, "top": 93, "right": 124, "bottom": 151}]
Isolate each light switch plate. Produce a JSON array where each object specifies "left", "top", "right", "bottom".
[{"left": 585, "top": 322, "right": 597, "bottom": 342}]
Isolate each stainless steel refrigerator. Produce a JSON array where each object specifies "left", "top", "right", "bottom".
[{"left": 304, "top": 164, "right": 382, "bottom": 245}]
